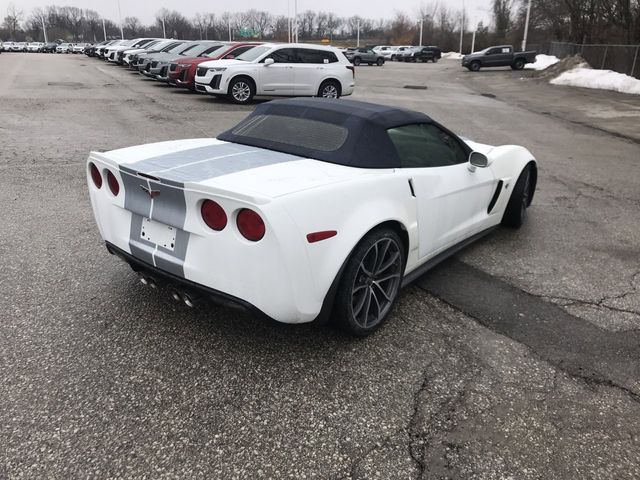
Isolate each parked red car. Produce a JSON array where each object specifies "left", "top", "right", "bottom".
[{"left": 167, "top": 42, "right": 263, "bottom": 91}]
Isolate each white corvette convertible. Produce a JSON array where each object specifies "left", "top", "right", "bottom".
[{"left": 87, "top": 99, "right": 536, "bottom": 335}]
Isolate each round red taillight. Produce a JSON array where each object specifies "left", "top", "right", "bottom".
[
  {"left": 107, "top": 170, "right": 120, "bottom": 196},
  {"left": 89, "top": 162, "right": 102, "bottom": 188},
  {"left": 201, "top": 199, "right": 227, "bottom": 231},
  {"left": 236, "top": 209, "right": 265, "bottom": 241}
]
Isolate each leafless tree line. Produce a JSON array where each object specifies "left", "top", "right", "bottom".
[{"left": 2, "top": 1, "right": 639, "bottom": 51}]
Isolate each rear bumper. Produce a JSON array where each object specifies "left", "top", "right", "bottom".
[{"left": 106, "top": 241, "right": 268, "bottom": 318}]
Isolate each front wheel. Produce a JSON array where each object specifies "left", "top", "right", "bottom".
[
  {"left": 318, "top": 80, "right": 341, "bottom": 98},
  {"left": 227, "top": 77, "right": 255, "bottom": 104},
  {"left": 432, "top": 57, "right": 439, "bottom": 63},
  {"left": 502, "top": 165, "right": 534, "bottom": 228},
  {"left": 353, "top": 57, "right": 361, "bottom": 66},
  {"left": 470, "top": 61, "right": 481, "bottom": 72},
  {"left": 376, "top": 58, "right": 384, "bottom": 66},
  {"left": 333, "top": 229, "right": 405, "bottom": 336}
]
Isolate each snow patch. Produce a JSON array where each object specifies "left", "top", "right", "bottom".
[
  {"left": 524, "top": 54, "right": 560, "bottom": 71},
  {"left": 551, "top": 68, "right": 640, "bottom": 95},
  {"left": 442, "top": 52, "right": 464, "bottom": 60}
]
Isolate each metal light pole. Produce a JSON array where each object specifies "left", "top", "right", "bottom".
[
  {"left": 117, "top": 0, "right": 124, "bottom": 39},
  {"left": 521, "top": 0, "right": 532, "bottom": 51},
  {"left": 41, "top": 16, "right": 48, "bottom": 43},
  {"left": 102, "top": 18, "right": 107, "bottom": 41},
  {"left": 162, "top": 18, "right": 166, "bottom": 38},
  {"left": 228, "top": 19, "right": 232, "bottom": 41},
  {"left": 419, "top": 18, "right": 423, "bottom": 46},
  {"left": 459, "top": 3, "right": 464, "bottom": 54},
  {"left": 294, "top": 0, "right": 298, "bottom": 43},
  {"left": 356, "top": 19, "right": 360, "bottom": 47},
  {"left": 471, "top": 27, "right": 476, "bottom": 53}
]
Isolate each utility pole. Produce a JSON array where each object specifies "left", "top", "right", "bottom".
[
  {"left": 294, "top": 0, "right": 298, "bottom": 43},
  {"left": 162, "top": 18, "right": 166, "bottom": 38},
  {"left": 228, "top": 18, "right": 232, "bottom": 41},
  {"left": 471, "top": 26, "right": 476, "bottom": 53},
  {"left": 459, "top": 2, "right": 465, "bottom": 54},
  {"left": 41, "top": 16, "right": 48, "bottom": 43},
  {"left": 117, "top": 0, "right": 124, "bottom": 39},
  {"left": 521, "top": 0, "right": 532, "bottom": 51},
  {"left": 357, "top": 19, "right": 360, "bottom": 47},
  {"left": 102, "top": 18, "right": 107, "bottom": 41},
  {"left": 419, "top": 17, "right": 423, "bottom": 46}
]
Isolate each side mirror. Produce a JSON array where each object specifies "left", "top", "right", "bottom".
[
  {"left": 264, "top": 57, "right": 275, "bottom": 66},
  {"left": 469, "top": 151, "right": 489, "bottom": 168}
]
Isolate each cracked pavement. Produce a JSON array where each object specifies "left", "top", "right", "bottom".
[{"left": 1, "top": 54, "right": 639, "bottom": 478}]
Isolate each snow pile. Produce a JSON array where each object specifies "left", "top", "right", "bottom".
[
  {"left": 534, "top": 54, "right": 589, "bottom": 80},
  {"left": 524, "top": 54, "right": 559, "bottom": 70},
  {"left": 551, "top": 68, "right": 640, "bottom": 95},
  {"left": 442, "top": 52, "right": 464, "bottom": 60}
]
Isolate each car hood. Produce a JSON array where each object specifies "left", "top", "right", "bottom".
[
  {"left": 91, "top": 138, "right": 385, "bottom": 202},
  {"left": 171, "top": 56, "right": 211, "bottom": 65},
  {"left": 196, "top": 58, "right": 249, "bottom": 69}
]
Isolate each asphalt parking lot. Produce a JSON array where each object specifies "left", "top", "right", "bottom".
[{"left": 1, "top": 53, "right": 639, "bottom": 479}]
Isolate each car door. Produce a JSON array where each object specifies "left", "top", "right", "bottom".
[
  {"left": 389, "top": 123, "right": 496, "bottom": 258},
  {"left": 257, "top": 47, "right": 296, "bottom": 95},
  {"left": 292, "top": 48, "right": 327, "bottom": 95}
]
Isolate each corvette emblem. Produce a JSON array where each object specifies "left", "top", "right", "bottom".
[{"left": 140, "top": 185, "right": 161, "bottom": 198}]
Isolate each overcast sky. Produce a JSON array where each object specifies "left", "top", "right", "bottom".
[{"left": 3, "top": 0, "right": 492, "bottom": 26}]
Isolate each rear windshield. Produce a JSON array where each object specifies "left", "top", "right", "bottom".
[{"left": 231, "top": 114, "right": 348, "bottom": 152}]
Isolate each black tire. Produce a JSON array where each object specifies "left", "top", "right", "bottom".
[
  {"left": 470, "top": 61, "right": 481, "bottom": 72},
  {"left": 227, "top": 76, "right": 255, "bottom": 104},
  {"left": 432, "top": 57, "right": 439, "bottom": 63},
  {"left": 353, "top": 57, "right": 361, "bottom": 66},
  {"left": 367, "top": 62, "right": 372, "bottom": 66},
  {"left": 317, "top": 79, "right": 341, "bottom": 98},
  {"left": 502, "top": 164, "right": 534, "bottom": 228},
  {"left": 333, "top": 228, "right": 405, "bottom": 336},
  {"left": 376, "top": 57, "right": 384, "bottom": 66},
  {"left": 512, "top": 58, "right": 525, "bottom": 70}
]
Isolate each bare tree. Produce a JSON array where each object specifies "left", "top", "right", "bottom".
[
  {"left": 493, "top": 0, "right": 512, "bottom": 40},
  {"left": 3, "top": 3, "right": 23, "bottom": 39}
]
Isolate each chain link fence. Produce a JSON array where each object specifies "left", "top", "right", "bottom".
[{"left": 549, "top": 41, "right": 640, "bottom": 79}]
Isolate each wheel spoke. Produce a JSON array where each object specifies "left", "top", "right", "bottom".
[
  {"left": 353, "top": 288, "right": 367, "bottom": 318},
  {"left": 372, "top": 281, "right": 391, "bottom": 302},
  {"left": 375, "top": 272, "right": 401, "bottom": 283},
  {"left": 375, "top": 239, "right": 391, "bottom": 272},
  {"left": 377, "top": 251, "right": 400, "bottom": 274},
  {"left": 361, "top": 287, "right": 372, "bottom": 325},
  {"left": 369, "top": 287, "right": 381, "bottom": 321}
]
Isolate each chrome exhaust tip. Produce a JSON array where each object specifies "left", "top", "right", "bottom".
[
  {"left": 139, "top": 275, "right": 149, "bottom": 285},
  {"left": 183, "top": 295, "right": 196, "bottom": 308},
  {"left": 170, "top": 290, "right": 182, "bottom": 302}
]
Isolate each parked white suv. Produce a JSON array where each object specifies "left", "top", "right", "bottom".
[{"left": 194, "top": 43, "right": 355, "bottom": 104}]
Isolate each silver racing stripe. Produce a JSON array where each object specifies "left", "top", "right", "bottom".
[
  {"left": 125, "top": 142, "right": 301, "bottom": 183},
  {"left": 119, "top": 141, "right": 299, "bottom": 279},
  {"left": 120, "top": 166, "right": 189, "bottom": 277}
]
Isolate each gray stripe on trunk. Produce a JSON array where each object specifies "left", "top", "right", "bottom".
[{"left": 126, "top": 142, "right": 300, "bottom": 184}]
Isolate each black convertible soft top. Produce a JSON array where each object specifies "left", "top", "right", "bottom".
[{"left": 217, "top": 98, "right": 434, "bottom": 168}]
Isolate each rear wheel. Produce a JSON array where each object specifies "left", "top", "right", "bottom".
[
  {"left": 227, "top": 77, "right": 255, "bottom": 104},
  {"left": 353, "top": 57, "right": 361, "bottom": 66},
  {"left": 376, "top": 58, "right": 384, "bottom": 66},
  {"left": 432, "top": 57, "right": 439, "bottom": 63},
  {"left": 318, "top": 80, "right": 341, "bottom": 98},
  {"left": 502, "top": 165, "right": 533, "bottom": 228},
  {"left": 333, "top": 229, "right": 405, "bottom": 336},
  {"left": 512, "top": 58, "right": 525, "bottom": 70}
]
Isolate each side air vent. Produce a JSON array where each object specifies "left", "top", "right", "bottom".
[{"left": 487, "top": 180, "right": 504, "bottom": 213}]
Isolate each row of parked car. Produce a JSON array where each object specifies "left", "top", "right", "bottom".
[
  {"left": 374, "top": 45, "right": 442, "bottom": 62},
  {"left": 85, "top": 37, "right": 356, "bottom": 104},
  {"left": 338, "top": 45, "right": 442, "bottom": 66},
  {"left": 0, "top": 41, "right": 90, "bottom": 53}
]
